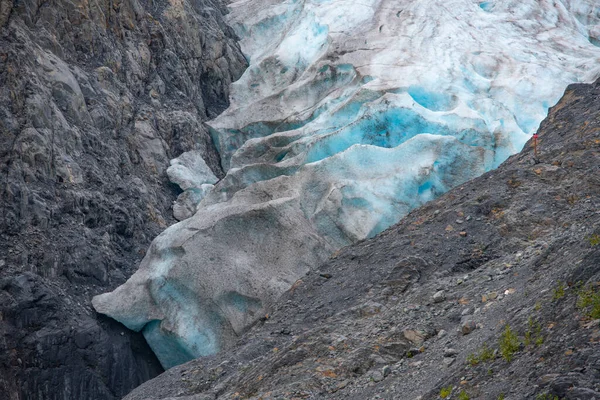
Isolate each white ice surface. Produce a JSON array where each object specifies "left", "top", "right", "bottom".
[{"left": 167, "top": 150, "right": 218, "bottom": 191}]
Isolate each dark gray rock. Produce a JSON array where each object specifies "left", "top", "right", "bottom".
[
  {"left": 461, "top": 320, "right": 477, "bottom": 335},
  {"left": 433, "top": 290, "right": 446, "bottom": 303},
  {"left": 0, "top": 0, "right": 246, "bottom": 399}
]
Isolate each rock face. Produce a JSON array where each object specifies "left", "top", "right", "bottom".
[
  {"left": 94, "top": 0, "right": 600, "bottom": 369},
  {"left": 0, "top": 0, "right": 246, "bottom": 399},
  {"left": 125, "top": 77, "right": 600, "bottom": 400}
]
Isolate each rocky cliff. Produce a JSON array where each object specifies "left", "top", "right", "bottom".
[
  {"left": 125, "top": 78, "right": 600, "bottom": 399},
  {"left": 0, "top": 0, "right": 246, "bottom": 398}
]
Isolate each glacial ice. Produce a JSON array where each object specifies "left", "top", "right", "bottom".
[
  {"left": 93, "top": 0, "right": 600, "bottom": 368},
  {"left": 167, "top": 150, "right": 218, "bottom": 191},
  {"left": 167, "top": 151, "right": 217, "bottom": 220}
]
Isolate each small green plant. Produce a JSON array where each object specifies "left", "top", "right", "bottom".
[
  {"left": 588, "top": 234, "right": 600, "bottom": 246},
  {"left": 458, "top": 390, "right": 470, "bottom": 400},
  {"left": 553, "top": 281, "right": 566, "bottom": 300},
  {"left": 499, "top": 324, "right": 520, "bottom": 362},
  {"left": 535, "top": 335, "right": 544, "bottom": 346},
  {"left": 524, "top": 317, "right": 544, "bottom": 347},
  {"left": 440, "top": 386, "right": 453, "bottom": 398},
  {"left": 466, "top": 353, "right": 477, "bottom": 366},
  {"left": 534, "top": 301, "right": 542, "bottom": 311},
  {"left": 480, "top": 344, "right": 495, "bottom": 361},
  {"left": 576, "top": 284, "right": 600, "bottom": 319},
  {"left": 467, "top": 343, "right": 495, "bottom": 366},
  {"left": 498, "top": 394, "right": 505, "bottom": 400}
]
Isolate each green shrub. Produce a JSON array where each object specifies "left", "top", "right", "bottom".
[
  {"left": 466, "top": 353, "right": 477, "bottom": 366},
  {"left": 553, "top": 281, "right": 565, "bottom": 300},
  {"left": 535, "top": 335, "right": 544, "bottom": 346},
  {"left": 458, "top": 390, "right": 470, "bottom": 400},
  {"left": 440, "top": 386, "right": 453, "bottom": 398},
  {"left": 577, "top": 285, "right": 600, "bottom": 319},
  {"left": 499, "top": 324, "right": 520, "bottom": 362},
  {"left": 467, "top": 343, "right": 495, "bottom": 366},
  {"left": 524, "top": 317, "right": 544, "bottom": 347}
]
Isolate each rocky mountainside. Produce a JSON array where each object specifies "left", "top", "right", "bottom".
[
  {"left": 0, "top": 0, "right": 246, "bottom": 399},
  {"left": 126, "top": 78, "right": 600, "bottom": 399}
]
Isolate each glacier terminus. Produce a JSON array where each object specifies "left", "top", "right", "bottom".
[{"left": 93, "top": 0, "right": 600, "bottom": 369}]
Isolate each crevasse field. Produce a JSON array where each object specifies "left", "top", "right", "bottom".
[{"left": 93, "top": 0, "right": 600, "bottom": 368}]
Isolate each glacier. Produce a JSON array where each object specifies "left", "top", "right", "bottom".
[
  {"left": 167, "top": 151, "right": 218, "bottom": 221},
  {"left": 93, "top": 0, "right": 600, "bottom": 368}
]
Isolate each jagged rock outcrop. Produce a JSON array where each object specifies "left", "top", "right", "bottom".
[
  {"left": 94, "top": 0, "right": 600, "bottom": 369},
  {"left": 0, "top": 0, "right": 246, "bottom": 399},
  {"left": 125, "top": 76, "right": 600, "bottom": 400}
]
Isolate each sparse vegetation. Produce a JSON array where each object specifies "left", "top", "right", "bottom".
[
  {"left": 498, "top": 394, "right": 505, "bottom": 400},
  {"left": 524, "top": 317, "right": 544, "bottom": 347},
  {"left": 535, "top": 335, "right": 544, "bottom": 346},
  {"left": 553, "top": 281, "right": 565, "bottom": 300},
  {"left": 468, "top": 320, "right": 542, "bottom": 367},
  {"left": 576, "top": 284, "right": 600, "bottom": 319},
  {"left": 467, "top": 343, "right": 495, "bottom": 366},
  {"left": 440, "top": 386, "right": 453, "bottom": 398},
  {"left": 466, "top": 353, "right": 477, "bottom": 366},
  {"left": 587, "top": 233, "right": 600, "bottom": 246},
  {"left": 458, "top": 390, "right": 470, "bottom": 400},
  {"left": 499, "top": 324, "right": 520, "bottom": 362}
]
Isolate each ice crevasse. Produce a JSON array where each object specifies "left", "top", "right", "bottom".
[{"left": 93, "top": 0, "right": 600, "bottom": 368}]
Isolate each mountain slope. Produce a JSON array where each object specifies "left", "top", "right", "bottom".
[
  {"left": 0, "top": 0, "right": 246, "bottom": 398},
  {"left": 126, "top": 78, "right": 600, "bottom": 399}
]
